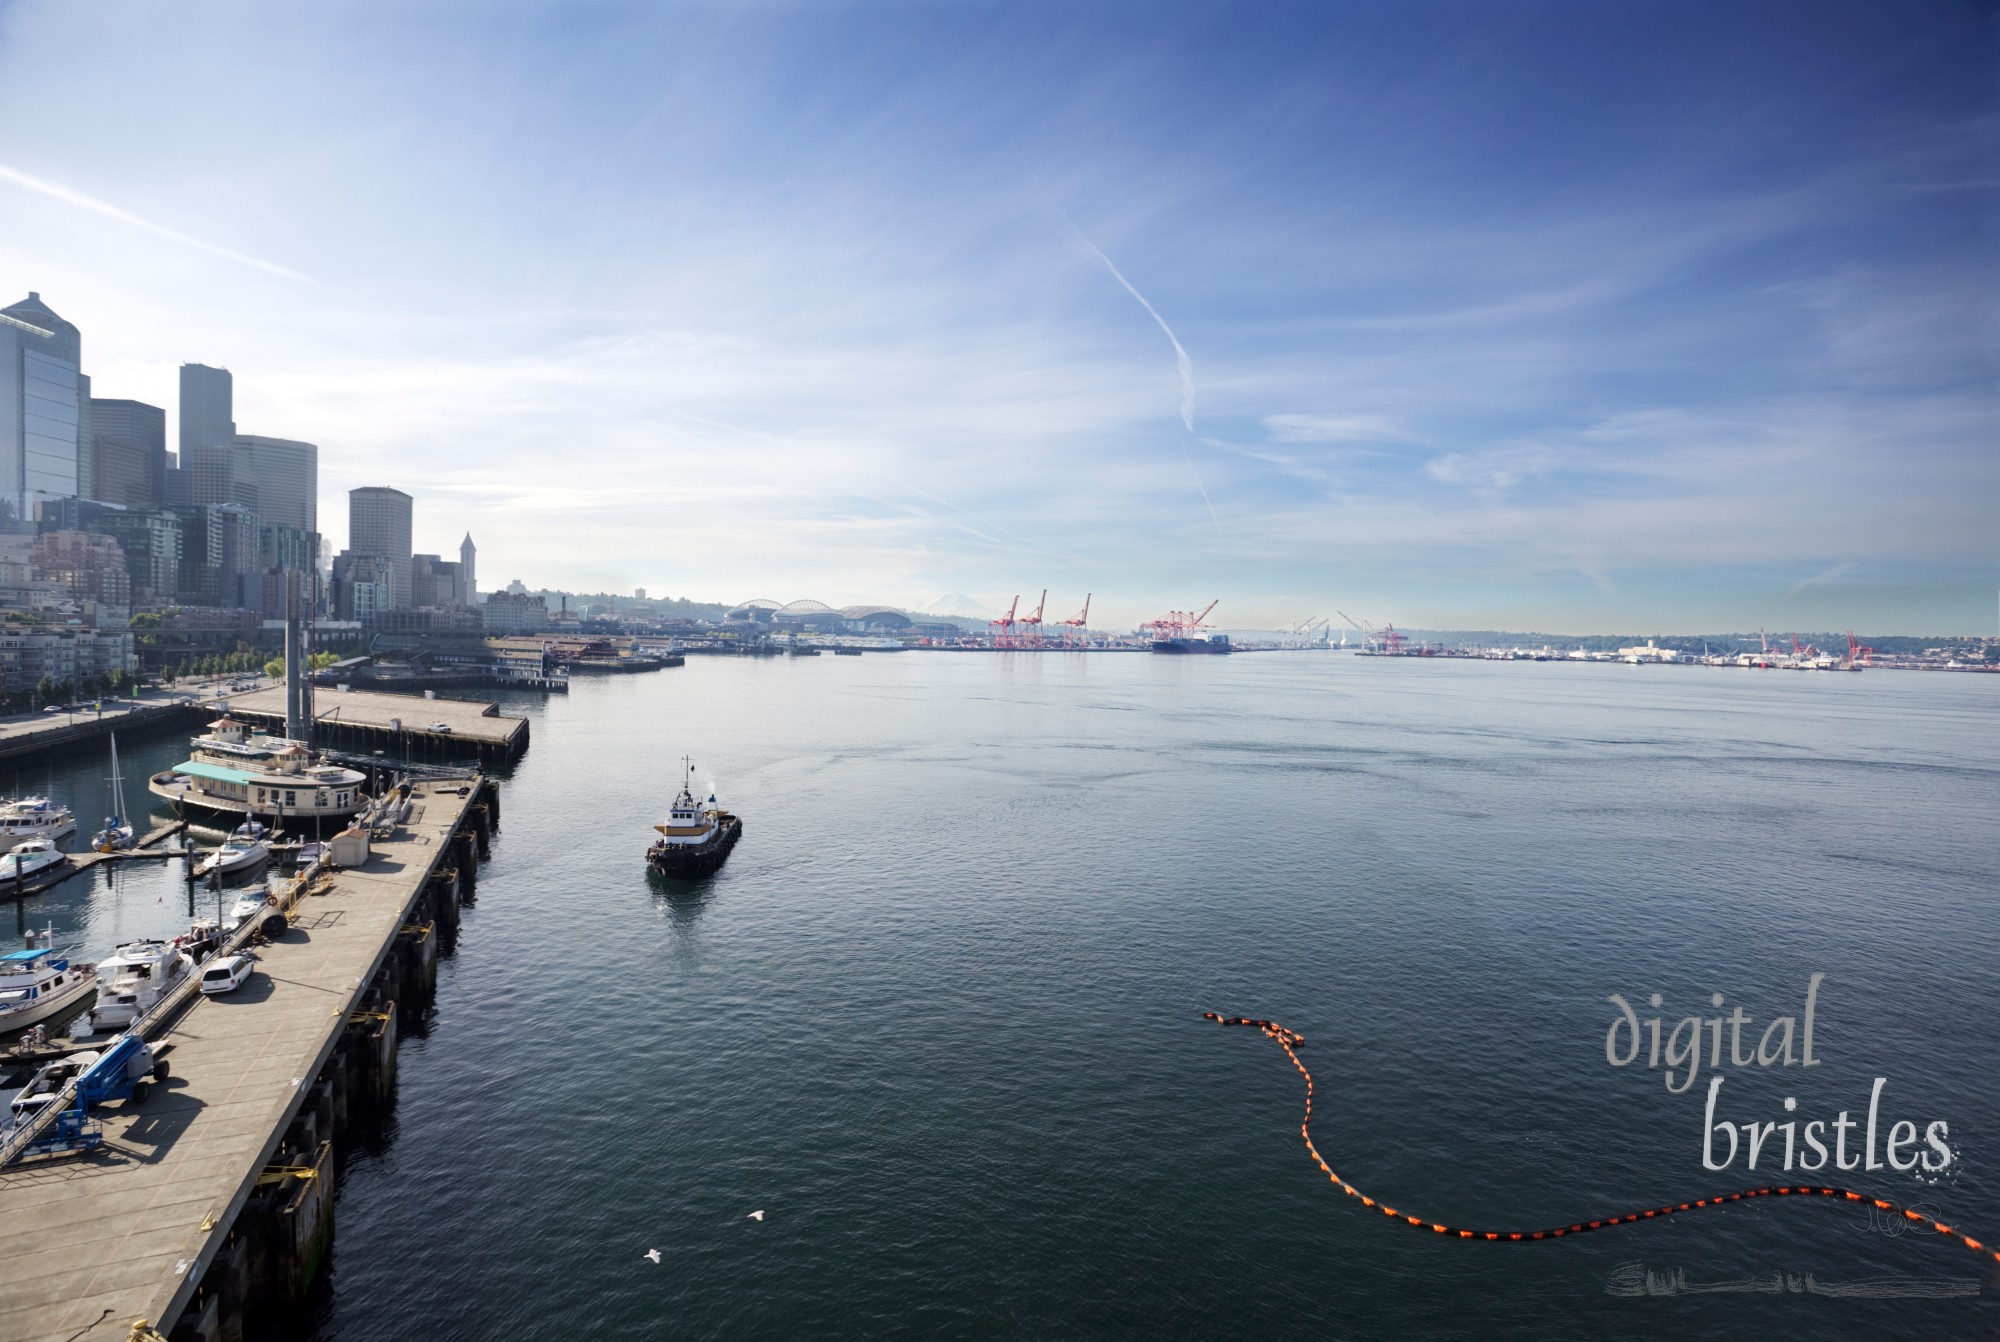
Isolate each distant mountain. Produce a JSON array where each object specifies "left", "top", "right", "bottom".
[{"left": 916, "top": 593, "right": 996, "bottom": 619}]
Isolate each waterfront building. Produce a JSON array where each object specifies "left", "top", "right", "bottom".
[
  {"left": 348, "top": 487, "right": 413, "bottom": 609},
  {"left": 235, "top": 434, "right": 316, "bottom": 531},
  {"left": 0, "top": 624, "right": 136, "bottom": 694},
  {"left": 0, "top": 292, "right": 85, "bottom": 519},
  {"left": 481, "top": 590, "right": 549, "bottom": 634},
  {"left": 86, "top": 398, "right": 168, "bottom": 507}
]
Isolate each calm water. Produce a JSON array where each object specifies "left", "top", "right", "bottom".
[{"left": 21, "top": 656, "right": 2000, "bottom": 1337}]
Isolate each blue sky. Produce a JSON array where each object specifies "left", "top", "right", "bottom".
[{"left": 0, "top": 1, "right": 1990, "bottom": 632}]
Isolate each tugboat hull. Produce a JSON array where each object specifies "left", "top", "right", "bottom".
[{"left": 645, "top": 815, "right": 743, "bottom": 876}]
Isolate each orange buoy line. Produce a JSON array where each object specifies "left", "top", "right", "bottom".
[{"left": 1204, "top": 1013, "right": 2000, "bottom": 1263}]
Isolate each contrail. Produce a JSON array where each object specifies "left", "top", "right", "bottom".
[
  {"left": 1060, "top": 216, "right": 1197, "bottom": 432},
  {"left": 1049, "top": 203, "right": 1221, "bottom": 539},
  {"left": 0, "top": 163, "right": 314, "bottom": 282}
]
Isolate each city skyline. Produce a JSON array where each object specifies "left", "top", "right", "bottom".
[{"left": 0, "top": 3, "right": 1989, "bottom": 632}]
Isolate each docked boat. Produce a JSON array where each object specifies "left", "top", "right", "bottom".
[
  {"left": 6, "top": 1050, "right": 99, "bottom": 1131},
  {"left": 91, "top": 733, "right": 137, "bottom": 852},
  {"left": 0, "top": 798, "right": 77, "bottom": 854},
  {"left": 644, "top": 761, "right": 742, "bottom": 877},
  {"left": 182, "top": 918, "right": 225, "bottom": 964},
  {"left": 147, "top": 718, "right": 369, "bottom": 827},
  {"left": 0, "top": 840, "right": 68, "bottom": 884},
  {"left": 86, "top": 938, "right": 194, "bottom": 1032},
  {"left": 0, "top": 930, "right": 96, "bottom": 1031},
  {"left": 196, "top": 825, "right": 271, "bottom": 878},
  {"left": 228, "top": 896, "right": 267, "bottom": 926}
]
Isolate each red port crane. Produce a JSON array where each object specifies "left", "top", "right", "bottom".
[
  {"left": 1059, "top": 594, "right": 1091, "bottom": 647},
  {"left": 1846, "top": 630, "right": 1874, "bottom": 668},
  {"left": 1145, "top": 599, "right": 1219, "bottom": 642},
  {"left": 1019, "top": 590, "right": 1047, "bottom": 649},
  {"left": 989, "top": 594, "right": 1020, "bottom": 649}
]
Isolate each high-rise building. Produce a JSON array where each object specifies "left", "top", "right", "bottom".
[
  {"left": 347, "top": 486, "right": 412, "bottom": 609},
  {"left": 0, "top": 292, "right": 85, "bottom": 518},
  {"left": 234, "top": 435, "right": 316, "bottom": 531},
  {"left": 331, "top": 550, "right": 392, "bottom": 623},
  {"left": 87, "top": 398, "right": 168, "bottom": 507},
  {"left": 177, "top": 364, "right": 237, "bottom": 509},
  {"left": 459, "top": 533, "right": 477, "bottom": 605}
]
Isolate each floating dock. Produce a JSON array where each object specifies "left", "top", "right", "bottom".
[
  {"left": 219, "top": 685, "right": 529, "bottom": 765},
  {"left": 0, "top": 776, "right": 501, "bottom": 1342}
]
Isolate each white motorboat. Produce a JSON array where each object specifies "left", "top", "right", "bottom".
[
  {"left": 85, "top": 939, "right": 194, "bottom": 1032},
  {"left": 0, "top": 928, "right": 96, "bottom": 1031},
  {"left": 196, "top": 826, "right": 271, "bottom": 878},
  {"left": 0, "top": 841, "right": 69, "bottom": 884},
  {"left": 0, "top": 798, "right": 76, "bottom": 854},
  {"left": 91, "top": 733, "right": 137, "bottom": 852},
  {"left": 228, "top": 896, "right": 267, "bottom": 926}
]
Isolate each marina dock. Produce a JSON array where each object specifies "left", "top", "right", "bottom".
[
  {"left": 0, "top": 776, "right": 500, "bottom": 1342},
  {"left": 219, "top": 685, "right": 529, "bottom": 765}
]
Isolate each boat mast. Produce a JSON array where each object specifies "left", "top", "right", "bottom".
[{"left": 107, "top": 733, "right": 129, "bottom": 828}]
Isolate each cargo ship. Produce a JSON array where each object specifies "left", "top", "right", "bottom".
[{"left": 1151, "top": 634, "right": 1231, "bottom": 655}]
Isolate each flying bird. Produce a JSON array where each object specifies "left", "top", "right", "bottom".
[
  {"left": 747, "top": 1210, "right": 765, "bottom": 1221},
  {"left": 643, "top": 1249, "right": 661, "bottom": 1264}
]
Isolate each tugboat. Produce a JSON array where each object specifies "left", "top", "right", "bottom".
[{"left": 645, "top": 759, "right": 742, "bottom": 877}]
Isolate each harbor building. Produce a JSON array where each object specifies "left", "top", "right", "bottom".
[
  {"left": 85, "top": 397, "right": 168, "bottom": 507},
  {"left": 348, "top": 486, "right": 413, "bottom": 609},
  {"left": 0, "top": 292, "right": 86, "bottom": 519}
]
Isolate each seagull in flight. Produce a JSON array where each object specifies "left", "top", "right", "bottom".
[
  {"left": 747, "top": 1210, "right": 765, "bottom": 1221},
  {"left": 643, "top": 1249, "right": 661, "bottom": 1264}
]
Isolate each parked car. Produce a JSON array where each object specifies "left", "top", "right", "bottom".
[
  {"left": 428, "top": 721, "right": 453, "bottom": 733},
  {"left": 198, "top": 955, "right": 253, "bottom": 996}
]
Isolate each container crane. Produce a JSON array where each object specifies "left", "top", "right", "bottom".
[
  {"left": 1059, "top": 594, "right": 1091, "bottom": 647},
  {"left": 989, "top": 595, "right": 1020, "bottom": 649},
  {"left": 1019, "top": 590, "right": 1047, "bottom": 649}
]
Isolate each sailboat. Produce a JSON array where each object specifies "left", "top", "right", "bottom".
[{"left": 90, "top": 734, "right": 136, "bottom": 853}]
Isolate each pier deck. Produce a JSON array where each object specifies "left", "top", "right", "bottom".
[
  {"left": 0, "top": 784, "right": 482, "bottom": 1342},
  {"left": 220, "top": 685, "right": 528, "bottom": 762}
]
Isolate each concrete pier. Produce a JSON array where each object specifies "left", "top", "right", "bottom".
[
  {"left": 0, "top": 776, "right": 500, "bottom": 1342},
  {"left": 219, "top": 685, "right": 528, "bottom": 764},
  {"left": 0, "top": 699, "right": 207, "bottom": 768}
]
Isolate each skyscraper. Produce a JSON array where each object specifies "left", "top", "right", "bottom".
[
  {"left": 234, "top": 435, "right": 316, "bottom": 532},
  {"left": 178, "top": 364, "right": 249, "bottom": 510},
  {"left": 0, "top": 292, "right": 84, "bottom": 517},
  {"left": 459, "top": 533, "right": 477, "bottom": 605},
  {"left": 87, "top": 398, "right": 168, "bottom": 507},
  {"left": 348, "top": 486, "right": 413, "bottom": 609}
]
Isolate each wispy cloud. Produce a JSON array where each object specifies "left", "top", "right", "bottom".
[
  {"left": 1787, "top": 561, "right": 1857, "bottom": 598},
  {"left": 0, "top": 162, "right": 314, "bottom": 283},
  {"left": 1262, "top": 413, "right": 1410, "bottom": 443}
]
